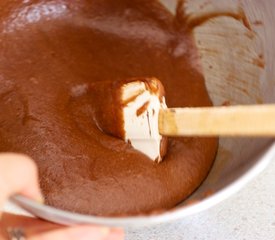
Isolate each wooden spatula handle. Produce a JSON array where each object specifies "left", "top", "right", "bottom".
[{"left": 159, "top": 105, "right": 275, "bottom": 137}]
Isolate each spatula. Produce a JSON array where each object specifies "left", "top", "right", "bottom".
[{"left": 90, "top": 77, "right": 275, "bottom": 162}]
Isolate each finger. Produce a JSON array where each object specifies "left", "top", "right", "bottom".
[
  {"left": 0, "top": 153, "right": 43, "bottom": 208},
  {"left": 1, "top": 213, "right": 60, "bottom": 236},
  {"left": 1, "top": 214, "right": 124, "bottom": 240},
  {"left": 28, "top": 226, "right": 122, "bottom": 240}
]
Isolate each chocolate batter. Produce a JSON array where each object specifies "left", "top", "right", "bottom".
[{"left": 0, "top": 0, "right": 218, "bottom": 216}]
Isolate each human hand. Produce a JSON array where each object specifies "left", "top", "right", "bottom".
[{"left": 0, "top": 153, "right": 124, "bottom": 240}]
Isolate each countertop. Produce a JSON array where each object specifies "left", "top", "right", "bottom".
[{"left": 5, "top": 158, "right": 275, "bottom": 240}]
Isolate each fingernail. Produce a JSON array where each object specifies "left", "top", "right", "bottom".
[
  {"left": 73, "top": 227, "right": 110, "bottom": 240},
  {"left": 99, "top": 227, "right": 110, "bottom": 236},
  {"left": 36, "top": 194, "right": 45, "bottom": 204},
  {"left": 112, "top": 228, "right": 124, "bottom": 234},
  {"left": 105, "top": 229, "right": 124, "bottom": 240}
]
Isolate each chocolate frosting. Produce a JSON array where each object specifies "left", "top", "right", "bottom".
[{"left": 0, "top": 0, "right": 218, "bottom": 216}]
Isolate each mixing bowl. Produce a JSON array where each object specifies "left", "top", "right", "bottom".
[{"left": 12, "top": 0, "right": 275, "bottom": 228}]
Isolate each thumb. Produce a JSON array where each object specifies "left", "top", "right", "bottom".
[{"left": 0, "top": 153, "right": 43, "bottom": 210}]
